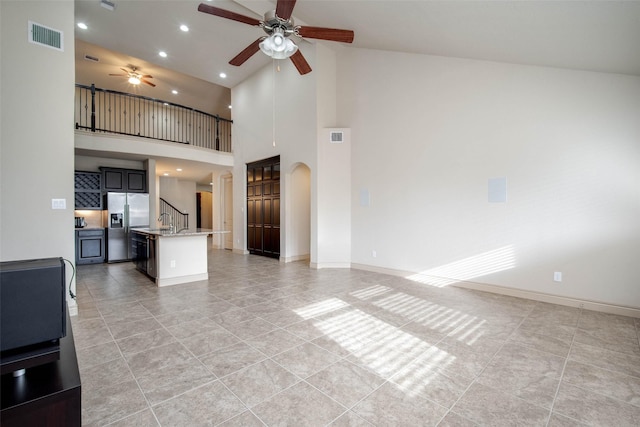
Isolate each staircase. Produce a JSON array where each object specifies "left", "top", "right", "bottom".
[{"left": 159, "top": 198, "right": 189, "bottom": 230}]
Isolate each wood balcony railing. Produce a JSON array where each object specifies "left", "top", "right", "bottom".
[{"left": 75, "top": 84, "right": 233, "bottom": 153}]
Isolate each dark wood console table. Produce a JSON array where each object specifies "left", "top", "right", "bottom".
[{"left": 1, "top": 313, "right": 81, "bottom": 426}]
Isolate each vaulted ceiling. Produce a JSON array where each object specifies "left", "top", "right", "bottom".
[
  {"left": 73, "top": 0, "right": 640, "bottom": 183},
  {"left": 75, "top": 0, "right": 640, "bottom": 98}
]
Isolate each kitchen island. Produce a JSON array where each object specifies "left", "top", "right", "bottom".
[{"left": 132, "top": 228, "right": 227, "bottom": 287}]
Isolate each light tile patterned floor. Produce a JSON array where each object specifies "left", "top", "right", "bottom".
[{"left": 73, "top": 249, "right": 640, "bottom": 426}]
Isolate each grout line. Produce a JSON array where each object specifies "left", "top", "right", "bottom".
[
  {"left": 545, "top": 305, "right": 581, "bottom": 427},
  {"left": 76, "top": 252, "right": 637, "bottom": 426},
  {"left": 434, "top": 302, "right": 533, "bottom": 425}
]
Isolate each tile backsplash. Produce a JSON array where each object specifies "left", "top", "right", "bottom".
[{"left": 74, "top": 210, "right": 104, "bottom": 228}]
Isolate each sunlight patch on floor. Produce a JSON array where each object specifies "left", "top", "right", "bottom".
[
  {"left": 292, "top": 297, "right": 349, "bottom": 319},
  {"left": 348, "top": 284, "right": 393, "bottom": 300},
  {"left": 310, "top": 306, "right": 455, "bottom": 395},
  {"left": 406, "top": 245, "right": 516, "bottom": 287}
]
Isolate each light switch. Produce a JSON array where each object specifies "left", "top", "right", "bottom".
[{"left": 51, "top": 198, "right": 66, "bottom": 209}]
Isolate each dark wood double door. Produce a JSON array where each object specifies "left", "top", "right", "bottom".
[{"left": 247, "top": 156, "right": 280, "bottom": 258}]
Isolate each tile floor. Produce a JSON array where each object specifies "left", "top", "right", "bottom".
[{"left": 73, "top": 249, "right": 640, "bottom": 426}]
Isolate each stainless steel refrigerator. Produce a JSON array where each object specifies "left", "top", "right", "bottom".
[{"left": 105, "top": 192, "right": 149, "bottom": 262}]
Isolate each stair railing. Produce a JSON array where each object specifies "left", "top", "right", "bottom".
[{"left": 159, "top": 198, "right": 189, "bottom": 230}]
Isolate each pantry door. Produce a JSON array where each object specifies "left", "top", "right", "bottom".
[{"left": 247, "top": 156, "right": 280, "bottom": 258}]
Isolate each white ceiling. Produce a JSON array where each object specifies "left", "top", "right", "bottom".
[{"left": 73, "top": 0, "right": 640, "bottom": 183}]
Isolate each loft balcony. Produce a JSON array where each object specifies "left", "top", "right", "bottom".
[{"left": 74, "top": 84, "right": 233, "bottom": 153}]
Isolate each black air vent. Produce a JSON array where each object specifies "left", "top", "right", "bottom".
[{"left": 330, "top": 131, "right": 344, "bottom": 143}]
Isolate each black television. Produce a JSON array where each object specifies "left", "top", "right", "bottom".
[{"left": 0, "top": 257, "right": 67, "bottom": 375}]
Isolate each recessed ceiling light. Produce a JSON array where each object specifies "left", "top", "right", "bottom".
[
  {"left": 159, "top": 51, "right": 167, "bottom": 58},
  {"left": 163, "top": 172, "right": 170, "bottom": 176},
  {"left": 228, "top": 105, "right": 232, "bottom": 109},
  {"left": 219, "top": 72, "right": 227, "bottom": 78},
  {"left": 209, "top": 182, "right": 213, "bottom": 185},
  {"left": 180, "top": 24, "right": 189, "bottom": 32},
  {"left": 172, "top": 90, "right": 178, "bottom": 95},
  {"left": 77, "top": 23, "right": 88, "bottom": 30},
  {"left": 176, "top": 168, "right": 182, "bottom": 172}
]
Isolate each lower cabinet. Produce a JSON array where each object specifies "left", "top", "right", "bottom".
[{"left": 75, "top": 229, "right": 105, "bottom": 264}]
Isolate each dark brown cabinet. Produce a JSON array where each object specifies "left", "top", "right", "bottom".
[
  {"left": 75, "top": 229, "right": 105, "bottom": 264},
  {"left": 100, "top": 167, "right": 146, "bottom": 193},
  {"left": 247, "top": 156, "right": 280, "bottom": 258},
  {"left": 74, "top": 171, "right": 102, "bottom": 209},
  {"left": 1, "top": 312, "right": 81, "bottom": 427}
]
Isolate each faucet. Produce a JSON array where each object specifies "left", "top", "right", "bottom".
[{"left": 157, "top": 212, "right": 174, "bottom": 233}]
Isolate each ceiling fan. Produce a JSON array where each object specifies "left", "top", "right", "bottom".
[
  {"left": 109, "top": 66, "right": 156, "bottom": 87},
  {"left": 198, "top": 0, "right": 354, "bottom": 75}
]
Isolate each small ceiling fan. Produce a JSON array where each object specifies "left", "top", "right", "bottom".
[
  {"left": 109, "top": 66, "right": 156, "bottom": 87},
  {"left": 198, "top": 0, "right": 354, "bottom": 75}
]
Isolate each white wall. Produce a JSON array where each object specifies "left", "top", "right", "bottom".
[
  {"left": 159, "top": 176, "right": 196, "bottom": 228},
  {"left": 338, "top": 48, "right": 640, "bottom": 309},
  {"left": 232, "top": 44, "right": 355, "bottom": 266},
  {"left": 1, "top": 1, "right": 76, "bottom": 311},
  {"left": 314, "top": 45, "right": 351, "bottom": 268},
  {"left": 231, "top": 49, "right": 318, "bottom": 258},
  {"left": 75, "top": 155, "right": 144, "bottom": 172}
]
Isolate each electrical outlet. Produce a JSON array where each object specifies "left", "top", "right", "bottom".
[
  {"left": 372, "top": 250, "right": 377, "bottom": 258},
  {"left": 553, "top": 272, "right": 562, "bottom": 282},
  {"left": 170, "top": 260, "right": 176, "bottom": 268}
]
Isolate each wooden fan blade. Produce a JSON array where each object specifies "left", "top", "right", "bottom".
[
  {"left": 276, "top": 0, "right": 296, "bottom": 21},
  {"left": 140, "top": 75, "right": 153, "bottom": 79},
  {"left": 290, "top": 50, "right": 311, "bottom": 75},
  {"left": 197, "top": 3, "right": 261, "bottom": 26},
  {"left": 229, "top": 38, "right": 263, "bottom": 66},
  {"left": 120, "top": 68, "right": 130, "bottom": 73},
  {"left": 109, "top": 73, "right": 126, "bottom": 76},
  {"left": 142, "top": 79, "right": 156, "bottom": 87},
  {"left": 297, "top": 26, "right": 354, "bottom": 43}
]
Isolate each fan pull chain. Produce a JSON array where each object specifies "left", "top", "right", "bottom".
[{"left": 272, "top": 59, "right": 277, "bottom": 147}]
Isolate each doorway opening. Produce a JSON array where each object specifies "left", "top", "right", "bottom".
[
  {"left": 196, "top": 191, "right": 213, "bottom": 229},
  {"left": 222, "top": 175, "right": 233, "bottom": 250},
  {"left": 288, "top": 163, "right": 311, "bottom": 262}
]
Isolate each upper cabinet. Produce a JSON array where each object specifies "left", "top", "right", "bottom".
[
  {"left": 74, "top": 171, "right": 102, "bottom": 210},
  {"left": 100, "top": 167, "right": 147, "bottom": 193}
]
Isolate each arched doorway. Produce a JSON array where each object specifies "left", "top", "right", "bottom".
[{"left": 288, "top": 163, "right": 311, "bottom": 262}]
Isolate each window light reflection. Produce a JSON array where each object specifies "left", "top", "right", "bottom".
[
  {"left": 292, "top": 283, "right": 498, "bottom": 394},
  {"left": 312, "top": 306, "right": 456, "bottom": 392},
  {"left": 407, "top": 245, "right": 516, "bottom": 287},
  {"left": 293, "top": 297, "right": 349, "bottom": 319},
  {"left": 349, "top": 284, "right": 392, "bottom": 300}
]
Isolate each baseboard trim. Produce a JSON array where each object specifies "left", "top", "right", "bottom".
[
  {"left": 310, "top": 262, "right": 351, "bottom": 270},
  {"left": 351, "top": 263, "right": 640, "bottom": 318},
  {"left": 156, "top": 273, "right": 208, "bottom": 287},
  {"left": 281, "top": 254, "right": 310, "bottom": 263},
  {"left": 68, "top": 300, "right": 78, "bottom": 317},
  {"left": 232, "top": 248, "right": 249, "bottom": 255}
]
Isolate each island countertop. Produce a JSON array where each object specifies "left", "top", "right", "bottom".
[{"left": 132, "top": 228, "right": 229, "bottom": 237}]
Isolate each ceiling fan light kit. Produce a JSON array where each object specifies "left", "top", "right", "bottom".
[
  {"left": 197, "top": 0, "right": 354, "bottom": 75},
  {"left": 109, "top": 66, "right": 156, "bottom": 87},
  {"left": 259, "top": 28, "right": 298, "bottom": 59}
]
